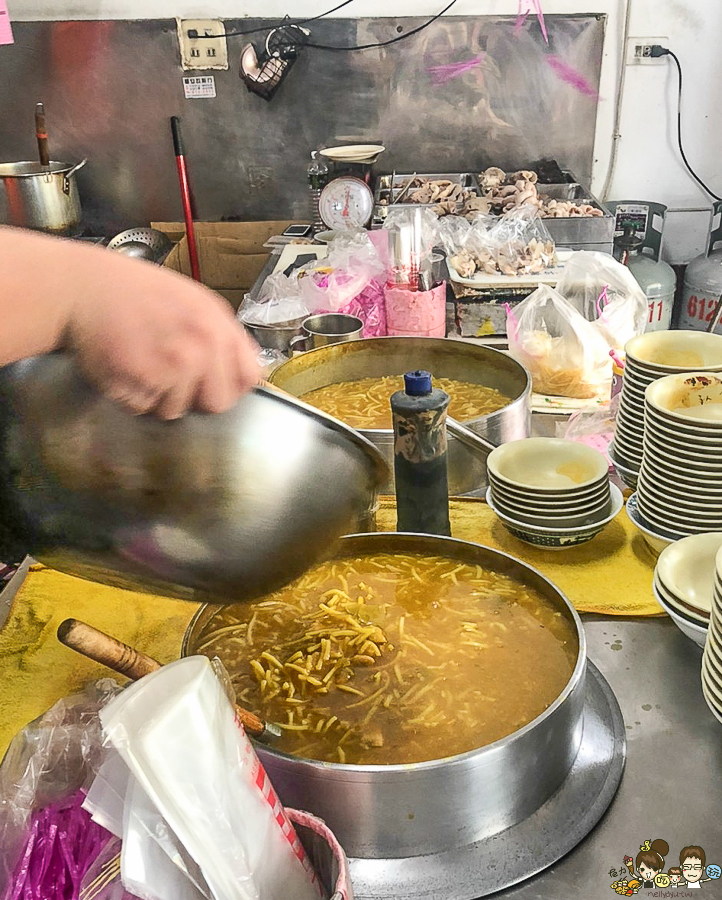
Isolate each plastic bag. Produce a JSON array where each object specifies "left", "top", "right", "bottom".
[
  {"left": 447, "top": 209, "right": 555, "bottom": 278},
  {"left": 299, "top": 231, "right": 385, "bottom": 314},
  {"left": 556, "top": 251, "right": 648, "bottom": 349},
  {"left": 434, "top": 215, "right": 473, "bottom": 257},
  {"left": 555, "top": 394, "right": 619, "bottom": 462},
  {"left": 0, "top": 679, "right": 123, "bottom": 897},
  {"left": 238, "top": 273, "right": 309, "bottom": 327},
  {"left": 507, "top": 284, "right": 613, "bottom": 399},
  {"left": 95, "top": 656, "right": 322, "bottom": 900}
]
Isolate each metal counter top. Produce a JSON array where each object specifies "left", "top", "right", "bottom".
[{"left": 501, "top": 614, "right": 722, "bottom": 900}]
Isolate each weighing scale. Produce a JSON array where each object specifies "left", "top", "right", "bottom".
[{"left": 318, "top": 175, "right": 375, "bottom": 231}]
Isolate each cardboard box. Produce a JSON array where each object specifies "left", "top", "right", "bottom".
[{"left": 155, "top": 221, "right": 296, "bottom": 309}]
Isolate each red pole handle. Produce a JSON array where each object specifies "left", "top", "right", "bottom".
[{"left": 171, "top": 116, "right": 201, "bottom": 282}]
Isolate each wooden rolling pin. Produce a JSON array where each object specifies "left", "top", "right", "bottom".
[{"left": 57, "top": 618, "right": 281, "bottom": 742}]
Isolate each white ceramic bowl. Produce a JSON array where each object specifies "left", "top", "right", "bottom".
[
  {"left": 486, "top": 483, "right": 623, "bottom": 549},
  {"left": 608, "top": 443, "right": 639, "bottom": 488},
  {"left": 626, "top": 492, "right": 675, "bottom": 555},
  {"left": 652, "top": 582, "right": 708, "bottom": 647},
  {"left": 625, "top": 330, "right": 722, "bottom": 371},
  {"left": 486, "top": 438, "right": 609, "bottom": 493},
  {"left": 700, "top": 677, "right": 722, "bottom": 725},
  {"left": 646, "top": 372, "right": 722, "bottom": 426},
  {"left": 488, "top": 477, "right": 611, "bottom": 512},
  {"left": 644, "top": 405, "right": 722, "bottom": 443},
  {"left": 657, "top": 534, "right": 722, "bottom": 614},
  {"left": 653, "top": 572, "right": 710, "bottom": 625}
]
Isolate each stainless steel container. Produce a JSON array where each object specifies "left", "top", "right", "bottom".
[
  {"left": 182, "top": 533, "right": 587, "bottom": 860},
  {"left": 243, "top": 317, "right": 306, "bottom": 353},
  {"left": 0, "top": 355, "right": 387, "bottom": 603},
  {"left": 268, "top": 337, "right": 532, "bottom": 495},
  {"left": 0, "top": 160, "right": 87, "bottom": 235}
]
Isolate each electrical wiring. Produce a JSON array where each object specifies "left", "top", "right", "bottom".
[
  {"left": 303, "top": 0, "right": 460, "bottom": 51},
  {"left": 656, "top": 47, "right": 722, "bottom": 202},
  {"left": 192, "top": 0, "right": 357, "bottom": 39}
]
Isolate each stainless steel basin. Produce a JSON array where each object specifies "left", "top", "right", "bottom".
[
  {"left": 183, "top": 532, "right": 586, "bottom": 859},
  {"left": 0, "top": 355, "right": 387, "bottom": 604},
  {"left": 268, "top": 337, "right": 532, "bottom": 495}
]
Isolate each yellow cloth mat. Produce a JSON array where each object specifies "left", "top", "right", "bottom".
[{"left": 0, "top": 497, "right": 658, "bottom": 754}]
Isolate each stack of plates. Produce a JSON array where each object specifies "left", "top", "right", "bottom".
[
  {"left": 637, "top": 372, "right": 722, "bottom": 540},
  {"left": 653, "top": 532, "right": 719, "bottom": 647},
  {"left": 701, "top": 546, "right": 722, "bottom": 723},
  {"left": 612, "top": 330, "right": 722, "bottom": 487},
  {"left": 319, "top": 144, "right": 385, "bottom": 163},
  {"left": 486, "top": 438, "right": 622, "bottom": 548}
]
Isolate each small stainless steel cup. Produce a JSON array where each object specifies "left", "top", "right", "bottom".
[{"left": 289, "top": 314, "right": 364, "bottom": 352}]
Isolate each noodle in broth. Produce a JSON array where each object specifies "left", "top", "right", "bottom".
[
  {"left": 193, "top": 553, "right": 577, "bottom": 765},
  {"left": 301, "top": 376, "right": 510, "bottom": 429}
]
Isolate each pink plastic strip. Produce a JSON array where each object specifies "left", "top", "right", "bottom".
[{"left": 0, "top": 0, "right": 13, "bottom": 45}]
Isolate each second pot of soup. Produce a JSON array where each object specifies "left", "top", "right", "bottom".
[
  {"left": 267, "top": 337, "right": 532, "bottom": 495},
  {"left": 183, "top": 533, "right": 586, "bottom": 859}
]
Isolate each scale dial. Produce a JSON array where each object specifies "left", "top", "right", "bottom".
[{"left": 318, "top": 176, "right": 374, "bottom": 230}]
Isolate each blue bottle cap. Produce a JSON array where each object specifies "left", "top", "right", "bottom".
[{"left": 404, "top": 370, "right": 433, "bottom": 396}]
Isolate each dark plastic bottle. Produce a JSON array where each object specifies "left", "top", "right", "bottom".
[{"left": 390, "top": 370, "right": 451, "bottom": 536}]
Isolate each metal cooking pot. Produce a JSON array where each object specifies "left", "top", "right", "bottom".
[
  {"left": 0, "top": 354, "right": 387, "bottom": 603},
  {"left": 0, "top": 159, "right": 87, "bottom": 235},
  {"left": 182, "top": 532, "right": 586, "bottom": 860},
  {"left": 268, "top": 337, "right": 532, "bottom": 495}
]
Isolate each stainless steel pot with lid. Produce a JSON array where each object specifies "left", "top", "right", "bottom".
[
  {"left": 182, "top": 532, "right": 587, "bottom": 860},
  {"left": 0, "top": 159, "right": 87, "bottom": 235}
]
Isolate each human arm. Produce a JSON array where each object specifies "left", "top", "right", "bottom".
[{"left": 0, "top": 226, "right": 260, "bottom": 418}]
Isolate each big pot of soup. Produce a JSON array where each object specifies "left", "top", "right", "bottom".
[
  {"left": 182, "top": 533, "right": 586, "bottom": 859},
  {"left": 267, "top": 337, "right": 532, "bottom": 495}
]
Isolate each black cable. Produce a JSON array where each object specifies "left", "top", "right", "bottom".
[
  {"left": 192, "top": 0, "right": 357, "bottom": 39},
  {"left": 656, "top": 47, "right": 722, "bottom": 202},
  {"left": 304, "top": 0, "right": 459, "bottom": 51}
]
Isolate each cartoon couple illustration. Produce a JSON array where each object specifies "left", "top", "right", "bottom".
[
  {"left": 612, "top": 839, "right": 714, "bottom": 893},
  {"left": 636, "top": 840, "right": 709, "bottom": 889}
]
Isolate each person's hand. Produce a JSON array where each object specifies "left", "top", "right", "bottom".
[{"left": 64, "top": 251, "right": 261, "bottom": 419}]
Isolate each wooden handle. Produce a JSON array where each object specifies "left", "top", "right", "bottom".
[
  {"left": 57, "top": 618, "right": 267, "bottom": 738},
  {"left": 35, "top": 102, "right": 50, "bottom": 167},
  {"left": 57, "top": 618, "right": 161, "bottom": 680}
]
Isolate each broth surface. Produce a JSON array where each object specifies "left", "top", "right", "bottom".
[
  {"left": 194, "top": 553, "right": 577, "bottom": 765},
  {"left": 301, "top": 376, "right": 510, "bottom": 429}
]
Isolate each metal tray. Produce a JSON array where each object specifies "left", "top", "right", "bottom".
[{"left": 374, "top": 172, "right": 479, "bottom": 218}]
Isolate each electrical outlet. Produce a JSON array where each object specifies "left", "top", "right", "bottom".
[
  {"left": 626, "top": 37, "right": 668, "bottom": 65},
  {"left": 177, "top": 19, "right": 228, "bottom": 71}
]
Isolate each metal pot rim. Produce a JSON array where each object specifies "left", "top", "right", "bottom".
[
  {"left": 0, "top": 160, "right": 79, "bottom": 177},
  {"left": 184, "top": 531, "right": 586, "bottom": 774},
  {"left": 268, "top": 335, "right": 532, "bottom": 434}
]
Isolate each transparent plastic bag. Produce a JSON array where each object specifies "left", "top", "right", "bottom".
[
  {"left": 238, "top": 273, "right": 309, "bottom": 327},
  {"left": 295, "top": 231, "right": 386, "bottom": 334},
  {"left": 507, "top": 284, "right": 612, "bottom": 399},
  {"left": 434, "top": 215, "right": 473, "bottom": 257},
  {"left": 555, "top": 394, "right": 619, "bottom": 461},
  {"left": 0, "top": 679, "right": 123, "bottom": 897},
  {"left": 556, "top": 251, "right": 648, "bottom": 348},
  {"left": 96, "top": 657, "right": 322, "bottom": 900},
  {"left": 487, "top": 207, "right": 556, "bottom": 276}
]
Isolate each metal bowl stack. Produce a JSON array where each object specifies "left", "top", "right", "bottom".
[
  {"left": 485, "top": 438, "right": 622, "bottom": 549},
  {"left": 611, "top": 330, "right": 722, "bottom": 489},
  {"left": 702, "top": 546, "right": 722, "bottom": 723},
  {"left": 630, "top": 372, "right": 722, "bottom": 545},
  {"left": 652, "top": 533, "right": 720, "bottom": 647}
]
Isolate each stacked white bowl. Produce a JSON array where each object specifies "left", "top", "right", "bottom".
[
  {"left": 486, "top": 438, "right": 622, "bottom": 549},
  {"left": 635, "top": 372, "right": 722, "bottom": 540},
  {"left": 611, "top": 330, "right": 722, "bottom": 489},
  {"left": 653, "top": 532, "right": 719, "bottom": 648},
  {"left": 701, "top": 546, "right": 722, "bottom": 723}
]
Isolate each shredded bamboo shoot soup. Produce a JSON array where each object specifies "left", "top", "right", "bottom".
[
  {"left": 192, "top": 553, "right": 577, "bottom": 765},
  {"left": 300, "top": 376, "right": 511, "bottom": 429}
]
